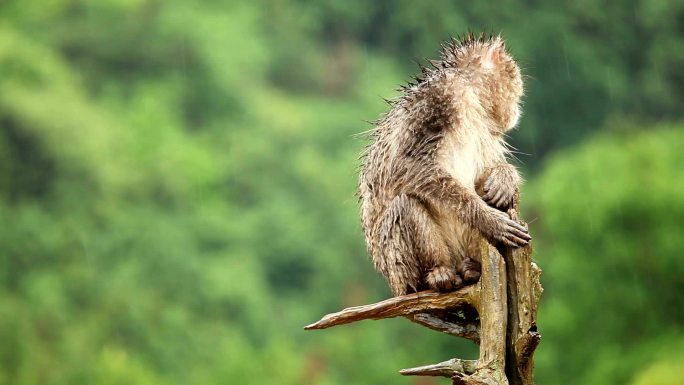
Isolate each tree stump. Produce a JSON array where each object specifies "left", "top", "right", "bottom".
[{"left": 305, "top": 208, "right": 542, "bottom": 385}]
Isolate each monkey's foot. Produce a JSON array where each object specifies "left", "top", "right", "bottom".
[
  {"left": 426, "top": 266, "right": 463, "bottom": 292},
  {"left": 460, "top": 258, "right": 481, "bottom": 284}
]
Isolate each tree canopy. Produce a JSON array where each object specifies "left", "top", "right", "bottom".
[{"left": 0, "top": 1, "right": 683, "bottom": 385}]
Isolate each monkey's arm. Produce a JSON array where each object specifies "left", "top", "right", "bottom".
[
  {"left": 480, "top": 163, "right": 520, "bottom": 210},
  {"left": 415, "top": 168, "right": 530, "bottom": 247}
]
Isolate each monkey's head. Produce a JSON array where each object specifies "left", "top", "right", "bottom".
[{"left": 442, "top": 34, "right": 524, "bottom": 134}]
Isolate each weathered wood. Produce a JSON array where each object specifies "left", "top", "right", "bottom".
[
  {"left": 304, "top": 207, "right": 542, "bottom": 385},
  {"left": 406, "top": 312, "right": 480, "bottom": 343},
  {"left": 446, "top": 242, "right": 509, "bottom": 385},
  {"left": 503, "top": 243, "right": 542, "bottom": 385},
  {"left": 304, "top": 286, "right": 477, "bottom": 330},
  {"left": 401, "top": 358, "right": 478, "bottom": 377}
]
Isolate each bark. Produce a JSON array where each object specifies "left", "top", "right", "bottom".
[{"left": 304, "top": 209, "right": 542, "bottom": 385}]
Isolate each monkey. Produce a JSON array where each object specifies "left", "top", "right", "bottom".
[{"left": 358, "top": 33, "right": 531, "bottom": 296}]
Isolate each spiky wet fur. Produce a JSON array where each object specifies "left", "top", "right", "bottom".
[{"left": 359, "top": 33, "right": 530, "bottom": 296}]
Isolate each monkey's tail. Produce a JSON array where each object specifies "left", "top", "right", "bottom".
[{"left": 378, "top": 230, "right": 422, "bottom": 296}]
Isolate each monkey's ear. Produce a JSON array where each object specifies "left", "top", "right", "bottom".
[{"left": 482, "top": 39, "right": 504, "bottom": 69}]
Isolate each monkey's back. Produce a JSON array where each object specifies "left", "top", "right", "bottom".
[
  {"left": 359, "top": 98, "right": 450, "bottom": 275},
  {"left": 359, "top": 81, "right": 509, "bottom": 287}
]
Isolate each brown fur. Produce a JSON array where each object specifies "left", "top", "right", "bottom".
[{"left": 359, "top": 33, "right": 530, "bottom": 296}]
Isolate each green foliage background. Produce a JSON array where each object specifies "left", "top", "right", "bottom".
[{"left": 0, "top": 1, "right": 683, "bottom": 385}]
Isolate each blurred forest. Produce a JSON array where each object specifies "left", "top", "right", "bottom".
[{"left": 0, "top": 1, "right": 683, "bottom": 385}]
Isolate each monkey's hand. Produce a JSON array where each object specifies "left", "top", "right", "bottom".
[
  {"left": 479, "top": 205, "right": 531, "bottom": 247},
  {"left": 481, "top": 163, "right": 520, "bottom": 210}
]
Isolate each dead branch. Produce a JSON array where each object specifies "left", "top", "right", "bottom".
[
  {"left": 503, "top": 243, "right": 541, "bottom": 385},
  {"left": 304, "top": 286, "right": 477, "bottom": 330},
  {"left": 406, "top": 312, "right": 480, "bottom": 343},
  {"left": 401, "top": 358, "right": 478, "bottom": 377},
  {"left": 304, "top": 207, "right": 542, "bottom": 385}
]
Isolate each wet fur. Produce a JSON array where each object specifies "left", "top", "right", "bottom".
[{"left": 359, "top": 33, "right": 530, "bottom": 296}]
